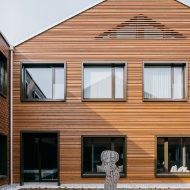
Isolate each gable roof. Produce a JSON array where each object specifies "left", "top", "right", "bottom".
[{"left": 0, "top": 0, "right": 189, "bottom": 47}]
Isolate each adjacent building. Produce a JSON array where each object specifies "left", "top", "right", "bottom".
[{"left": 0, "top": 32, "right": 10, "bottom": 186}]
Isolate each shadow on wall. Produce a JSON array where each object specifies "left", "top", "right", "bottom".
[{"left": 12, "top": 57, "right": 185, "bottom": 183}]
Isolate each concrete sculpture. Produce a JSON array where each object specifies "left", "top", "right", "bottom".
[{"left": 101, "top": 150, "right": 120, "bottom": 190}]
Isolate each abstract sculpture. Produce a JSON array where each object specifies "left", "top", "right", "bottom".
[{"left": 101, "top": 150, "right": 120, "bottom": 190}]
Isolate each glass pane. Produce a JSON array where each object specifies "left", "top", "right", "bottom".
[
  {"left": 0, "top": 135, "right": 7, "bottom": 175},
  {"left": 157, "top": 138, "right": 165, "bottom": 173},
  {"left": 26, "top": 68, "right": 52, "bottom": 99},
  {"left": 144, "top": 66, "right": 171, "bottom": 98},
  {"left": 84, "top": 67, "right": 112, "bottom": 98},
  {"left": 53, "top": 68, "right": 64, "bottom": 99},
  {"left": 24, "top": 137, "right": 40, "bottom": 181},
  {"left": 115, "top": 67, "right": 124, "bottom": 98},
  {"left": 173, "top": 67, "right": 183, "bottom": 99},
  {"left": 83, "top": 137, "right": 111, "bottom": 173},
  {"left": 169, "top": 138, "right": 190, "bottom": 173},
  {"left": 0, "top": 62, "right": 3, "bottom": 93},
  {"left": 41, "top": 137, "right": 58, "bottom": 181},
  {"left": 3, "top": 63, "right": 7, "bottom": 96},
  {"left": 114, "top": 138, "right": 124, "bottom": 173}
]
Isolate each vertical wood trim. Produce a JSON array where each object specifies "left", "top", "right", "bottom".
[
  {"left": 112, "top": 67, "right": 115, "bottom": 99},
  {"left": 164, "top": 138, "right": 168, "bottom": 172}
]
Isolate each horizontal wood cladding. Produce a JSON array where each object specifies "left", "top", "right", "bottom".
[{"left": 13, "top": 0, "right": 190, "bottom": 184}]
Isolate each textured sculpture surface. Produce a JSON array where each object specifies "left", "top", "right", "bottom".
[{"left": 101, "top": 150, "right": 120, "bottom": 190}]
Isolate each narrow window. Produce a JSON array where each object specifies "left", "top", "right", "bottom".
[
  {"left": 82, "top": 136, "right": 126, "bottom": 177},
  {"left": 21, "top": 63, "right": 66, "bottom": 101},
  {"left": 0, "top": 52, "right": 7, "bottom": 97},
  {"left": 0, "top": 135, "right": 7, "bottom": 178},
  {"left": 143, "top": 62, "right": 188, "bottom": 101},
  {"left": 82, "top": 62, "right": 126, "bottom": 101},
  {"left": 156, "top": 137, "right": 190, "bottom": 175}
]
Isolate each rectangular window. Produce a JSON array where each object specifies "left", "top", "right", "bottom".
[
  {"left": 156, "top": 137, "right": 190, "bottom": 176},
  {"left": 143, "top": 62, "right": 188, "bottom": 101},
  {"left": 0, "top": 52, "right": 7, "bottom": 97},
  {"left": 81, "top": 136, "right": 126, "bottom": 177},
  {"left": 0, "top": 135, "right": 7, "bottom": 177},
  {"left": 21, "top": 63, "right": 66, "bottom": 101},
  {"left": 82, "top": 62, "right": 126, "bottom": 101}
]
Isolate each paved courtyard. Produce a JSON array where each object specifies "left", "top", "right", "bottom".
[{"left": 1, "top": 183, "right": 190, "bottom": 190}]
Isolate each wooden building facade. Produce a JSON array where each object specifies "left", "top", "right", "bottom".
[
  {"left": 12, "top": 0, "right": 190, "bottom": 184},
  {"left": 0, "top": 33, "right": 10, "bottom": 186}
]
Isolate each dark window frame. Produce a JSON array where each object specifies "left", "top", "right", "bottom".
[
  {"left": 81, "top": 135, "right": 127, "bottom": 178},
  {"left": 0, "top": 134, "right": 7, "bottom": 178},
  {"left": 143, "top": 61, "right": 188, "bottom": 102},
  {"left": 82, "top": 62, "right": 127, "bottom": 102},
  {"left": 155, "top": 135, "right": 190, "bottom": 177},
  {"left": 21, "top": 62, "right": 66, "bottom": 102},
  {"left": 0, "top": 52, "right": 8, "bottom": 98}
]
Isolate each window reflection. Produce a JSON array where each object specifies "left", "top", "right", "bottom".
[{"left": 23, "top": 64, "right": 65, "bottom": 100}]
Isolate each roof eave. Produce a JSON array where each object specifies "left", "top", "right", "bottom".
[{"left": 176, "top": 0, "right": 190, "bottom": 8}]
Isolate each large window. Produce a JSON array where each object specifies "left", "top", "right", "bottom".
[
  {"left": 143, "top": 62, "right": 188, "bottom": 101},
  {"left": 0, "top": 135, "right": 7, "bottom": 178},
  {"left": 82, "top": 62, "right": 126, "bottom": 101},
  {"left": 21, "top": 63, "right": 66, "bottom": 101},
  {"left": 0, "top": 52, "right": 7, "bottom": 97},
  {"left": 156, "top": 137, "right": 190, "bottom": 176},
  {"left": 81, "top": 136, "right": 126, "bottom": 177}
]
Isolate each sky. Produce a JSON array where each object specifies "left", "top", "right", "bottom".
[
  {"left": 178, "top": 0, "right": 190, "bottom": 6},
  {"left": 0, "top": 0, "right": 104, "bottom": 46},
  {"left": 0, "top": 0, "right": 189, "bottom": 46}
]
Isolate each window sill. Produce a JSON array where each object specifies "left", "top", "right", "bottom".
[
  {"left": 21, "top": 99, "right": 66, "bottom": 102},
  {"left": 156, "top": 173, "right": 190, "bottom": 178},
  {"left": 82, "top": 173, "right": 126, "bottom": 178},
  {"left": 0, "top": 93, "right": 7, "bottom": 99},
  {"left": 143, "top": 98, "right": 188, "bottom": 102},
  {"left": 82, "top": 98, "right": 127, "bottom": 102},
  {"left": 0, "top": 175, "right": 7, "bottom": 180}
]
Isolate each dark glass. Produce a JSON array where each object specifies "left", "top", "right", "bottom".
[
  {"left": 83, "top": 137, "right": 111, "bottom": 173},
  {"left": 157, "top": 137, "right": 164, "bottom": 173},
  {"left": 23, "top": 133, "right": 58, "bottom": 182},
  {"left": 0, "top": 60, "right": 7, "bottom": 96},
  {"left": 41, "top": 138, "right": 58, "bottom": 180},
  {"left": 169, "top": 138, "right": 190, "bottom": 172},
  {"left": 24, "top": 137, "right": 40, "bottom": 181},
  {"left": 83, "top": 137, "right": 125, "bottom": 174},
  {"left": 0, "top": 135, "right": 7, "bottom": 176}
]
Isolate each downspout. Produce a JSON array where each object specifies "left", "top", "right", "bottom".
[{"left": 10, "top": 45, "right": 14, "bottom": 186}]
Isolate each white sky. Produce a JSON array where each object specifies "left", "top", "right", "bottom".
[
  {"left": 0, "top": 0, "right": 104, "bottom": 46},
  {"left": 0, "top": 0, "right": 189, "bottom": 46},
  {"left": 178, "top": 0, "right": 190, "bottom": 6}
]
